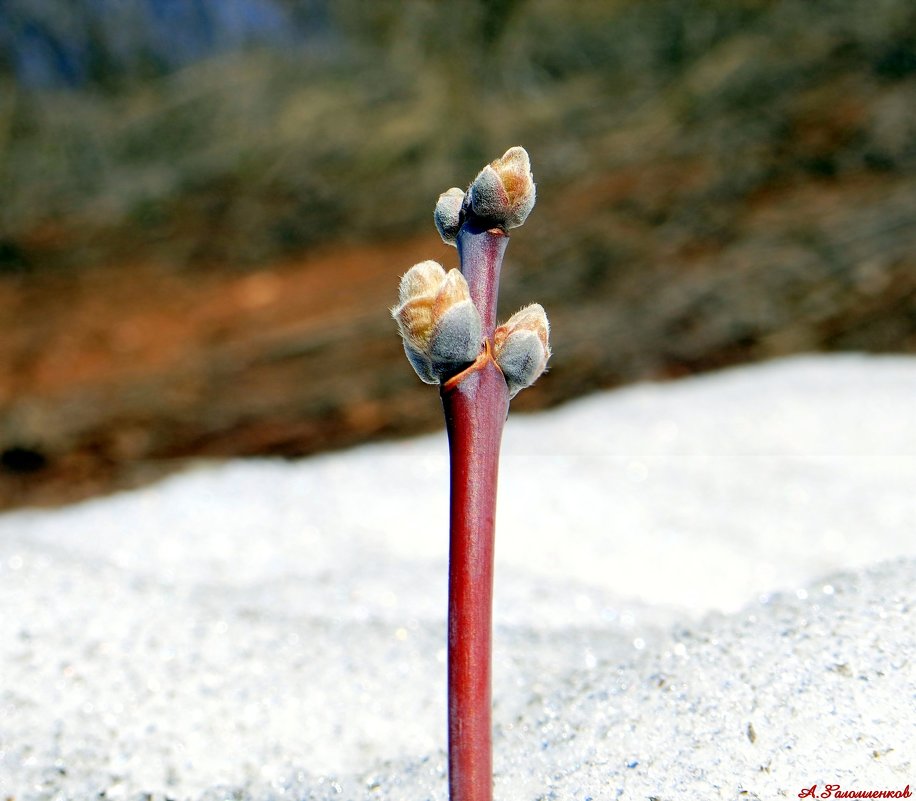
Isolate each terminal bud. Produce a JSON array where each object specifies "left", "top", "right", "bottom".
[
  {"left": 467, "top": 146, "right": 536, "bottom": 230},
  {"left": 493, "top": 303, "right": 551, "bottom": 398},
  {"left": 393, "top": 261, "right": 483, "bottom": 384}
]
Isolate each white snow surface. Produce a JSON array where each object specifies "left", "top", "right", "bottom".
[{"left": 1, "top": 354, "right": 914, "bottom": 800}]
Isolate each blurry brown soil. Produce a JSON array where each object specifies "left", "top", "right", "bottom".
[
  {"left": 2, "top": 165, "right": 915, "bottom": 511},
  {"left": 0, "top": 235, "right": 454, "bottom": 509}
]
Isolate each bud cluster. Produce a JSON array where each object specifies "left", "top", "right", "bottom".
[
  {"left": 435, "top": 147, "right": 537, "bottom": 246},
  {"left": 392, "top": 260, "right": 483, "bottom": 385},
  {"left": 397, "top": 146, "right": 550, "bottom": 398}
]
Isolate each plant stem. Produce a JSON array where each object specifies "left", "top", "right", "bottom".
[
  {"left": 440, "top": 224, "right": 510, "bottom": 801},
  {"left": 457, "top": 223, "right": 508, "bottom": 338}
]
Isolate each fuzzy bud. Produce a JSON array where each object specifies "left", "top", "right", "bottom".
[
  {"left": 493, "top": 303, "right": 551, "bottom": 398},
  {"left": 434, "top": 187, "right": 466, "bottom": 246},
  {"left": 467, "top": 146, "right": 536, "bottom": 230},
  {"left": 393, "top": 262, "right": 483, "bottom": 384}
]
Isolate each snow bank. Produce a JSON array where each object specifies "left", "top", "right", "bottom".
[{"left": 1, "top": 355, "right": 914, "bottom": 800}]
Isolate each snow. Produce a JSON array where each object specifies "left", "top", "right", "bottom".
[{"left": 1, "top": 354, "right": 914, "bottom": 800}]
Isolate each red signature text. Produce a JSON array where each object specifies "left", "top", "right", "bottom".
[{"left": 799, "top": 786, "right": 912, "bottom": 799}]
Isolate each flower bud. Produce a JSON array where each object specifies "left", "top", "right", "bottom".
[
  {"left": 493, "top": 303, "right": 551, "bottom": 398},
  {"left": 434, "top": 187, "right": 465, "bottom": 247},
  {"left": 393, "top": 262, "right": 483, "bottom": 384},
  {"left": 467, "top": 146, "right": 536, "bottom": 230}
]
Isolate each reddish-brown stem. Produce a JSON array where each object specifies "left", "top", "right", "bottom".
[
  {"left": 456, "top": 223, "right": 509, "bottom": 339},
  {"left": 441, "top": 225, "right": 510, "bottom": 801}
]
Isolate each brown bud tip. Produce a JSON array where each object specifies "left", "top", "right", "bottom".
[
  {"left": 493, "top": 303, "right": 551, "bottom": 398},
  {"left": 397, "top": 259, "right": 447, "bottom": 305},
  {"left": 434, "top": 188, "right": 465, "bottom": 246},
  {"left": 433, "top": 268, "right": 471, "bottom": 316},
  {"left": 468, "top": 146, "right": 536, "bottom": 230},
  {"left": 393, "top": 295, "right": 437, "bottom": 350}
]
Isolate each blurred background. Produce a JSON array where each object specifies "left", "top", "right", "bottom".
[{"left": 0, "top": 0, "right": 914, "bottom": 510}]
